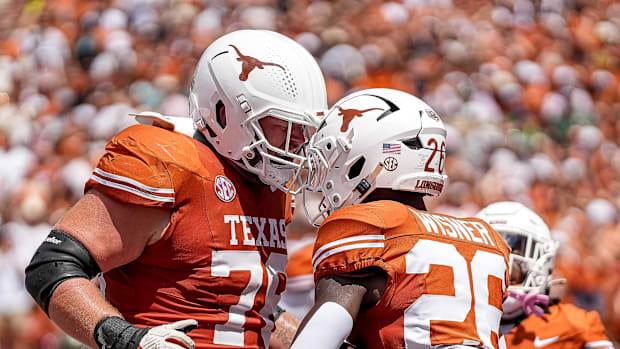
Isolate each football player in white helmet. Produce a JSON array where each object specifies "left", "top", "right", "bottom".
[
  {"left": 477, "top": 201, "right": 559, "bottom": 319},
  {"left": 291, "top": 89, "right": 511, "bottom": 349},
  {"left": 25, "top": 30, "right": 326, "bottom": 349},
  {"left": 477, "top": 202, "right": 614, "bottom": 349},
  {"left": 302, "top": 88, "right": 446, "bottom": 226},
  {"left": 190, "top": 29, "right": 327, "bottom": 194}
]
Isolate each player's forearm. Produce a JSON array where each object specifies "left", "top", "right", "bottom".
[
  {"left": 48, "top": 278, "right": 122, "bottom": 348},
  {"left": 269, "top": 311, "right": 300, "bottom": 349}
]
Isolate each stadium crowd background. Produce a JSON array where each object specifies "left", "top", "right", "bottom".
[{"left": 0, "top": 0, "right": 619, "bottom": 347}]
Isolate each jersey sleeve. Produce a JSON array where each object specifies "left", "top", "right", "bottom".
[
  {"left": 313, "top": 218, "right": 385, "bottom": 280},
  {"left": 312, "top": 201, "right": 409, "bottom": 280},
  {"left": 85, "top": 125, "right": 176, "bottom": 208},
  {"left": 312, "top": 202, "right": 407, "bottom": 281},
  {"left": 580, "top": 309, "right": 614, "bottom": 348}
]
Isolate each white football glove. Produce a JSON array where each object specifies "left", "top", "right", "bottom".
[
  {"left": 94, "top": 316, "right": 198, "bottom": 349},
  {"left": 138, "top": 319, "right": 198, "bottom": 349}
]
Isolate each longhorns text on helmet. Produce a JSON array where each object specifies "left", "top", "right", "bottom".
[
  {"left": 189, "top": 30, "right": 327, "bottom": 194},
  {"left": 302, "top": 88, "right": 448, "bottom": 226}
]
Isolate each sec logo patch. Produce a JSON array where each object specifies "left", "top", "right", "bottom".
[
  {"left": 214, "top": 175, "right": 236, "bottom": 202},
  {"left": 384, "top": 157, "right": 398, "bottom": 171}
]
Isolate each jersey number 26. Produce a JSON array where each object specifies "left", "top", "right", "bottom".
[{"left": 404, "top": 239, "right": 506, "bottom": 349}]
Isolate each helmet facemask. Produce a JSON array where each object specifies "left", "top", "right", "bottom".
[
  {"left": 500, "top": 228, "right": 559, "bottom": 293},
  {"left": 241, "top": 108, "right": 318, "bottom": 194},
  {"left": 501, "top": 229, "right": 559, "bottom": 320},
  {"left": 302, "top": 130, "right": 351, "bottom": 227}
]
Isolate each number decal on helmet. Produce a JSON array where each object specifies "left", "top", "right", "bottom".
[
  {"left": 424, "top": 138, "right": 446, "bottom": 173},
  {"left": 439, "top": 141, "right": 445, "bottom": 173}
]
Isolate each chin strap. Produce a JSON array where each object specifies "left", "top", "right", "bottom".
[
  {"left": 346, "top": 162, "right": 385, "bottom": 206},
  {"left": 508, "top": 289, "right": 549, "bottom": 318}
]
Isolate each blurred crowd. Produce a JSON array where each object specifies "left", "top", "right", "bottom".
[{"left": 1, "top": 0, "right": 619, "bottom": 347}]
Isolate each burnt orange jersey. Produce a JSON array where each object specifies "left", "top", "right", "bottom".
[
  {"left": 278, "top": 241, "right": 315, "bottom": 320},
  {"left": 312, "top": 200, "right": 511, "bottom": 349},
  {"left": 285, "top": 242, "right": 314, "bottom": 291},
  {"left": 85, "top": 125, "right": 292, "bottom": 349},
  {"left": 502, "top": 303, "right": 614, "bottom": 349}
]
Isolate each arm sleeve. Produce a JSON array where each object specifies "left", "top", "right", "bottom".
[
  {"left": 85, "top": 128, "right": 175, "bottom": 208},
  {"left": 290, "top": 302, "right": 353, "bottom": 349}
]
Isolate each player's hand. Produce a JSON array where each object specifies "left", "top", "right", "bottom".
[
  {"left": 269, "top": 311, "right": 300, "bottom": 349},
  {"left": 138, "top": 319, "right": 198, "bottom": 349},
  {"left": 95, "top": 316, "right": 198, "bottom": 349},
  {"left": 508, "top": 289, "right": 549, "bottom": 318}
]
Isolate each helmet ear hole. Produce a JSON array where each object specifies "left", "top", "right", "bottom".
[
  {"left": 402, "top": 137, "right": 422, "bottom": 149},
  {"left": 347, "top": 156, "right": 366, "bottom": 180},
  {"left": 216, "top": 100, "right": 227, "bottom": 129}
]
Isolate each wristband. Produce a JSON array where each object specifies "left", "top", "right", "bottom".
[
  {"left": 94, "top": 316, "right": 149, "bottom": 349},
  {"left": 274, "top": 305, "right": 285, "bottom": 321}
]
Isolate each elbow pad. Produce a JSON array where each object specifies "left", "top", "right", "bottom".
[{"left": 25, "top": 230, "right": 101, "bottom": 315}]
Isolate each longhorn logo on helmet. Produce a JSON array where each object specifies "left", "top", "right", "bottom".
[
  {"left": 229, "top": 45, "right": 286, "bottom": 81},
  {"left": 336, "top": 106, "right": 384, "bottom": 132}
]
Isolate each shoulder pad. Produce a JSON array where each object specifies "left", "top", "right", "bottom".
[
  {"left": 132, "top": 111, "right": 196, "bottom": 137},
  {"left": 112, "top": 124, "right": 200, "bottom": 166}
]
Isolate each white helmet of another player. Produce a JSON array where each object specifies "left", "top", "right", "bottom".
[
  {"left": 476, "top": 201, "right": 559, "bottom": 318},
  {"left": 303, "top": 88, "right": 447, "bottom": 226},
  {"left": 189, "top": 30, "right": 327, "bottom": 194}
]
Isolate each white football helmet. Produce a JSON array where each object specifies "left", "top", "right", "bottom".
[
  {"left": 189, "top": 30, "right": 327, "bottom": 193},
  {"left": 476, "top": 201, "right": 559, "bottom": 318},
  {"left": 303, "top": 88, "right": 447, "bottom": 226}
]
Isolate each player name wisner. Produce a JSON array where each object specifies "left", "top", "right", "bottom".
[{"left": 411, "top": 210, "right": 495, "bottom": 246}]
